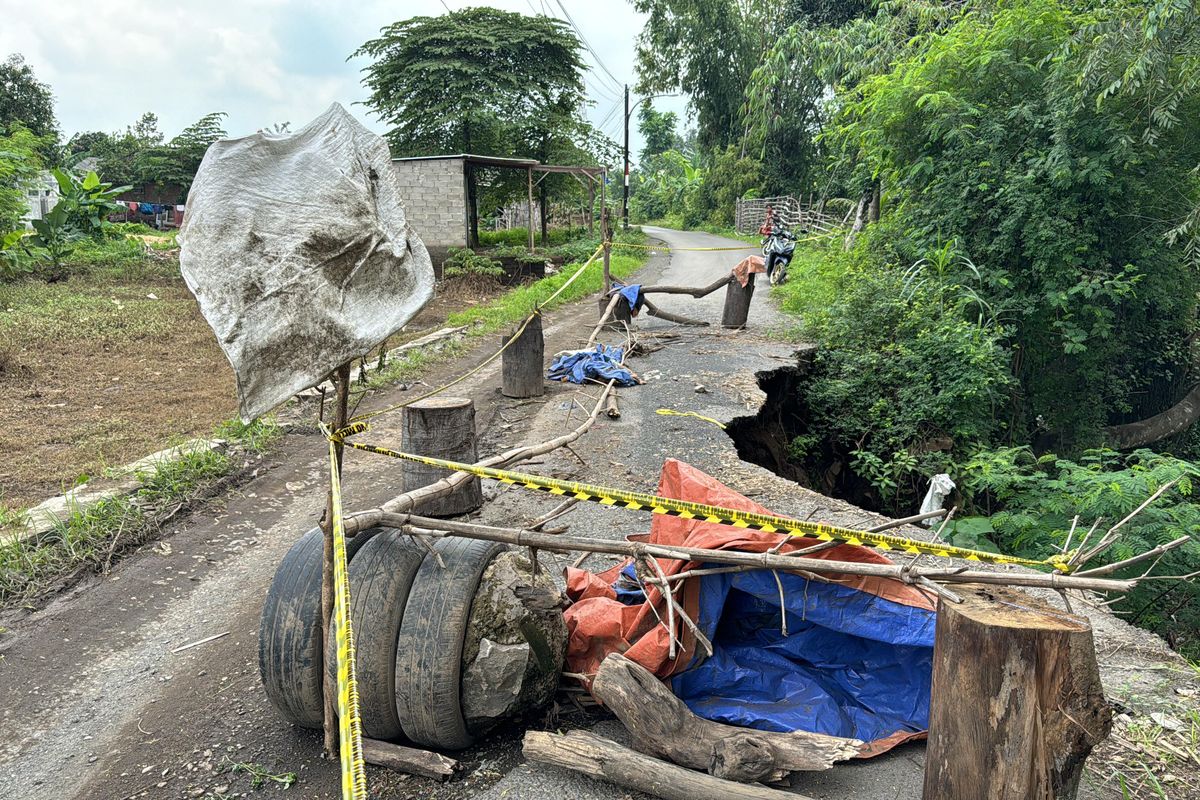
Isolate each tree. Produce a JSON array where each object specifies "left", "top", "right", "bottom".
[
  {"left": 0, "top": 54, "right": 57, "bottom": 142},
  {"left": 356, "top": 8, "right": 586, "bottom": 156},
  {"left": 0, "top": 123, "right": 47, "bottom": 232},
  {"left": 355, "top": 8, "right": 592, "bottom": 243},
  {"left": 638, "top": 103, "right": 681, "bottom": 161},
  {"left": 633, "top": 0, "right": 771, "bottom": 150}
]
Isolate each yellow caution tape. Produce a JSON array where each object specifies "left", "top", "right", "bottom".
[
  {"left": 329, "top": 423, "right": 1072, "bottom": 572},
  {"left": 656, "top": 408, "right": 727, "bottom": 429},
  {"left": 610, "top": 230, "right": 839, "bottom": 253},
  {"left": 327, "top": 437, "right": 368, "bottom": 800}
]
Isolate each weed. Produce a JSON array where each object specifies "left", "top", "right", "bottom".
[
  {"left": 214, "top": 418, "right": 280, "bottom": 454},
  {"left": 220, "top": 758, "right": 297, "bottom": 789},
  {"left": 0, "top": 416, "right": 276, "bottom": 606}
]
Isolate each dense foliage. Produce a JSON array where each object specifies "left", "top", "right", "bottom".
[
  {"left": 0, "top": 55, "right": 58, "bottom": 155},
  {"left": 633, "top": 0, "right": 1200, "bottom": 649},
  {"left": 68, "top": 111, "right": 227, "bottom": 200}
]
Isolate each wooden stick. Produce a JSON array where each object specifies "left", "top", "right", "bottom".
[
  {"left": 1074, "top": 535, "right": 1191, "bottom": 577},
  {"left": 865, "top": 508, "right": 947, "bottom": 532},
  {"left": 320, "top": 360, "right": 352, "bottom": 756},
  {"left": 1078, "top": 479, "right": 1179, "bottom": 564},
  {"left": 361, "top": 738, "right": 458, "bottom": 780},
  {"left": 379, "top": 515, "right": 1136, "bottom": 593},
  {"left": 528, "top": 498, "right": 580, "bottom": 530},
  {"left": 587, "top": 293, "right": 622, "bottom": 348},
  {"left": 590, "top": 654, "right": 859, "bottom": 782},
  {"left": 522, "top": 730, "right": 810, "bottom": 800}
]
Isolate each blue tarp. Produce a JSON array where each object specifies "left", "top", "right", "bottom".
[
  {"left": 611, "top": 563, "right": 935, "bottom": 744},
  {"left": 546, "top": 344, "right": 637, "bottom": 386}
]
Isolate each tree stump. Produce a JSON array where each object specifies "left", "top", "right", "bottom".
[
  {"left": 597, "top": 294, "right": 632, "bottom": 328},
  {"left": 401, "top": 397, "right": 483, "bottom": 516},
  {"left": 922, "top": 584, "right": 1112, "bottom": 800},
  {"left": 722, "top": 275, "right": 755, "bottom": 328},
  {"left": 501, "top": 314, "right": 544, "bottom": 398}
]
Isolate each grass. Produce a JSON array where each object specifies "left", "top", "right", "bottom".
[
  {"left": 477, "top": 225, "right": 589, "bottom": 248},
  {"left": 366, "top": 229, "right": 649, "bottom": 390},
  {"left": 0, "top": 278, "right": 179, "bottom": 344},
  {"left": 0, "top": 419, "right": 277, "bottom": 605}
]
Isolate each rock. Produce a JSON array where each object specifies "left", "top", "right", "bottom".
[
  {"left": 462, "top": 638, "right": 530, "bottom": 720},
  {"left": 1151, "top": 712, "right": 1186, "bottom": 731},
  {"left": 460, "top": 550, "right": 568, "bottom": 734}
]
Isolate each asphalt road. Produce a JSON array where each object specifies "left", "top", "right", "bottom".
[{"left": 0, "top": 227, "right": 1184, "bottom": 800}]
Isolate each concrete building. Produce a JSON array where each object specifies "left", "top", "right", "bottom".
[{"left": 390, "top": 154, "right": 606, "bottom": 265}]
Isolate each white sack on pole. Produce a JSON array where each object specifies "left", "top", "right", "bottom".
[{"left": 179, "top": 103, "right": 434, "bottom": 422}]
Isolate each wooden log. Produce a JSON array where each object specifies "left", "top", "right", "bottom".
[
  {"left": 361, "top": 738, "right": 459, "bottom": 780},
  {"left": 722, "top": 274, "right": 755, "bottom": 329},
  {"left": 922, "top": 584, "right": 1112, "bottom": 800},
  {"left": 591, "top": 654, "right": 860, "bottom": 782},
  {"left": 522, "top": 730, "right": 807, "bottom": 800},
  {"left": 642, "top": 296, "right": 709, "bottom": 327},
  {"left": 401, "top": 397, "right": 483, "bottom": 516},
  {"left": 640, "top": 275, "right": 732, "bottom": 298},
  {"left": 501, "top": 314, "right": 544, "bottom": 398}
]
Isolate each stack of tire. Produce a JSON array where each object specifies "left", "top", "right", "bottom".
[{"left": 258, "top": 527, "right": 565, "bottom": 750}]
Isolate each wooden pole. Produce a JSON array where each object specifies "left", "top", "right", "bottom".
[
  {"left": 400, "top": 397, "right": 484, "bottom": 516},
  {"left": 601, "top": 205, "right": 612, "bottom": 292},
  {"left": 353, "top": 514, "right": 1136, "bottom": 595},
  {"left": 921, "top": 584, "right": 1112, "bottom": 800},
  {"left": 722, "top": 274, "right": 755, "bottom": 329},
  {"left": 501, "top": 313, "right": 544, "bottom": 398},
  {"left": 320, "top": 360, "right": 352, "bottom": 756},
  {"left": 523, "top": 730, "right": 808, "bottom": 800},
  {"left": 527, "top": 167, "right": 535, "bottom": 253}
]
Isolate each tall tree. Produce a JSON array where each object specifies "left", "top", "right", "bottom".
[
  {"left": 638, "top": 103, "right": 681, "bottom": 161},
  {"left": 632, "top": 0, "right": 770, "bottom": 149},
  {"left": 0, "top": 54, "right": 56, "bottom": 139},
  {"left": 356, "top": 8, "right": 586, "bottom": 156}
]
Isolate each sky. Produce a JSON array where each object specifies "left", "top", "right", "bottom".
[{"left": 0, "top": 0, "right": 692, "bottom": 166}]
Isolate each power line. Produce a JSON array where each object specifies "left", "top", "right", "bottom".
[{"left": 552, "top": 0, "right": 625, "bottom": 94}]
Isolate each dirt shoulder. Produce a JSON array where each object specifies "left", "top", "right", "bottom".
[{"left": 0, "top": 231, "right": 1195, "bottom": 800}]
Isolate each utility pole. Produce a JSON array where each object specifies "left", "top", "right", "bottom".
[{"left": 622, "top": 84, "right": 630, "bottom": 230}]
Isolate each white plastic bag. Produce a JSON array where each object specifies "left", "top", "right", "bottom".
[
  {"left": 919, "top": 473, "right": 956, "bottom": 527},
  {"left": 180, "top": 103, "right": 434, "bottom": 421}
]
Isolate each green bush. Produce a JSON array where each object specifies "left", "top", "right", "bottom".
[
  {"left": 949, "top": 446, "right": 1200, "bottom": 657},
  {"left": 441, "top": 247, "right": 504, "bottom": 280},
  {"left": 776, "top": 228, "right": 1012, "bottom": 513}
]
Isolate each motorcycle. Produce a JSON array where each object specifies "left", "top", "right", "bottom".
[{"left": 762, "top": 224, "right": 797, "bottom": 286}]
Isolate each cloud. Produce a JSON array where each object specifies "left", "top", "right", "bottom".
[{"left": 0, "top": 0, "right": 691, "bottom": 158}]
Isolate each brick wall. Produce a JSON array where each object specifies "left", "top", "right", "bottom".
[{"left": 391, "top": 157, "right": 467, "bottom": 263}]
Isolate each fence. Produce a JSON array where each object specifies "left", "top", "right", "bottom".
[{"left": 734, "top": 195, "right": 843, "bottom": 235}]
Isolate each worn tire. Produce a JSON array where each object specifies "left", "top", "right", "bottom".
[
  {"left": 394, "top": 537, "right": 508, "bottom": 749},
  {"left": 322, "top": 530, "right": 425, "bottom": 740},
  {"left": 258, "top": 526, "right": 378, "bottom": 728}
]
